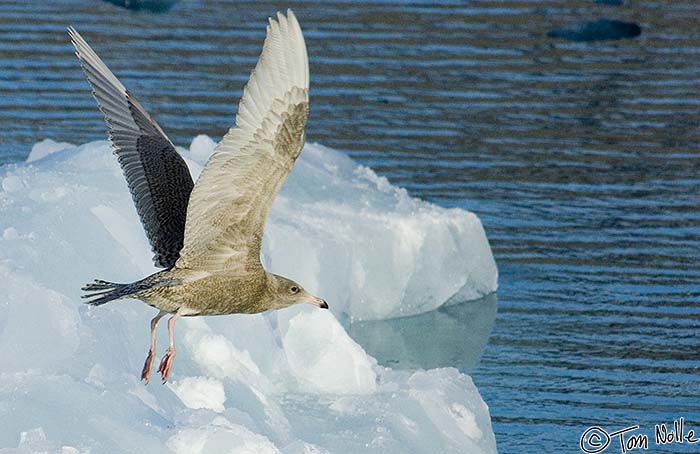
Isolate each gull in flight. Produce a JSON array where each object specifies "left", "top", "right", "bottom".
[{"left": 70, "top": 10, "right": 328, "bottom": 384}]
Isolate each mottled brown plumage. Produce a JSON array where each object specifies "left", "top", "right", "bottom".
[{"left": 73, "top": 10, "right": 327, "bottom": 384}]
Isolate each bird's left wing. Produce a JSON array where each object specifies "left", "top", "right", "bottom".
[
  {"left": 176, "top": 10, "right": 309, "bottom": 272},
  {"left": 69, "top": 28, "right": 194, "bottom": 269}
]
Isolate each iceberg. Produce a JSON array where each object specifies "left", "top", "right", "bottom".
[{"left": 0, "top": 138, "right": 498, "bottom": 453}]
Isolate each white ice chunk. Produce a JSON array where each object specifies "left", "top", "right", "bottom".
[
  {"left": 280, "top": 309, "right": 377, "bottom": 394},
  {"left": 90, "top": 204, "right": 155, "bottom": 275},
  {"left": 267, "top": 143, "right": 497, "bottom": 320},
  {"left": 26, "top": 138, "right": 75, "bottom": 163},
  {"left": 167, "top": 419, "right": 281, "bottom": 454},
  {"left": 18, "top": 427, "right": 50, "bottom": 451},
  {"left": 0, "top": 265, "right": 80, "bottom": 373},
  {"left": 2, "top": 227, "right": 19, "bottom": 240},
  {"left": 1, "top": 175, "right": 23, "bottom": 192},
  {"left": 169, "top": 377, "right": 226, "bottom": 412},
  {"left": 0, "top": 138, "right": 497, "bottom": 454},
  {"left": 188, "top": 134, "right": 217, "bottom": 163}
]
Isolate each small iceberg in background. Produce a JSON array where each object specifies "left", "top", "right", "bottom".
[
  {"left": 102, "top": 0, "right": 180, "bottom": 13},
  {"left": 547, "top": 19, "right": 641, "bottom": 42},
  {"left": 26, "top": 138, "right": 75, "bottom": 163},
  {"left": 0, "top": 138, "right": 498, "bottom": 453}
]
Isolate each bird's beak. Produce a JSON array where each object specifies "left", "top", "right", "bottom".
[{"left": 309, "top": 296, "right": 329, "bottom": 309}]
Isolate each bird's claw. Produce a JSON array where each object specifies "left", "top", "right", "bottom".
[
  {"left": 141, "top": 349, "right": 155, "bottom": 383},
  {"left": 157, "top": 348, "right": 176, "bottom": 383}
]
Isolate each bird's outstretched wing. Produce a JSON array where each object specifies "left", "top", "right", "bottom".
[
  {"left": 69, "top": 28, "right": 194, "bottom": 269},
  {"left": 176, "top": 10, "right": 309, "bottom": 272}
]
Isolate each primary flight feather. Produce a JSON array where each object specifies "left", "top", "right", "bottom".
[
  {"left": 68, "top": 26, "right": 193, "bottom": 269},
  {"left": 71, "top": 10, "right": 327, "bottom": 384}
]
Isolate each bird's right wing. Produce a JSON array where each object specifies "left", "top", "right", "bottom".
[
  {"left": 69, "top": 28, "right": 194, "bottom": 269},
  {"left": 176, "top": 10, "right": 309, "bottom": 272}
]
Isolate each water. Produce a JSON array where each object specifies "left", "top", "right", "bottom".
[{"left": 1, "top": 0, "right": 699, "bottom": 452}]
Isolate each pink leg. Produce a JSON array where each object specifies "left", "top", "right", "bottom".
[
  {"left": 157, "top": 314, "right": 179, "bottom": 383},
  {"left": 141, "top": 311, "right": 166, "bottom": 384}
]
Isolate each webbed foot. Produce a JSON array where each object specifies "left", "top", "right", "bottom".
[
  {"left": 157, "top": 348, "right": 176, "bottom": 383},
  {"left": 141, "top": 349, "right": 155, "bottom": 383}
]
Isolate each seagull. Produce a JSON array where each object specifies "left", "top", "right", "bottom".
[{"left": 70, "top": 10, "right": 328, "bottom": 384}]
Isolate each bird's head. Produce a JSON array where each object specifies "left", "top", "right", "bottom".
[{"left": 268, "top": 274, "right": 328, "bottom": 310}]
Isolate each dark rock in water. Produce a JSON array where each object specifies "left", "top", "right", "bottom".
[
  {"left": 596, "top": 0, "right": 624, "bottom": 5},
  {"left": 547, "top": 19, "right": 641, "bottom": 42},
  {"left": 102, "top": 0, "right": 179, "bottom": 13}
]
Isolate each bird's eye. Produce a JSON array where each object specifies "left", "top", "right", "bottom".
[{"left": 290, "top": 286, "right": 299, "bottom": 294}]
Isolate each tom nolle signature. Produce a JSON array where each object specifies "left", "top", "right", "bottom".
[{"left": 580, "top": 418, "right": 699, "bottom": 453}]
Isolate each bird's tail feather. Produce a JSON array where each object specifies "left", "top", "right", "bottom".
[{"left": 81, "top": 279, "right": 133, "bottom": 306}]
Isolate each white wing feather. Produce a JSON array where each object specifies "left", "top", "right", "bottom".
[{"left": 177, "top": 10, "right": 309, "bottom": 272}]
